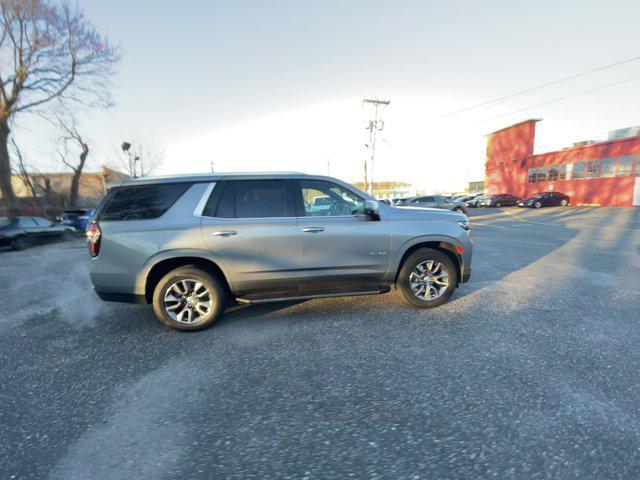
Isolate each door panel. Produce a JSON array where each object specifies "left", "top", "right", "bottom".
[
  {"left": 295, "top": 180, "right": 391, "bottom": 291},
  {"left": 299, "top": 215, "right": 391, "bottom": 290},
  {"left": 201, "top": 217, "right": 300, "bottom": 294},
  {"left": 200, "top": 180, "right": 300, "bottom": 295}
]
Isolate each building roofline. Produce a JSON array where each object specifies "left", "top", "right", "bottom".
[
  {"left": 486, "top": 118, "right": 542, "bottom": 136},
  {"left": 527, "top": 134, "right": 640, "bottom": 160}
]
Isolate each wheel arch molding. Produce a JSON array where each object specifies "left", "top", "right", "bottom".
[
  {"left": 392, "top": 236, "right": 463, "bottom": 285},
  {"left": 137, "top": 250, "right": 234, "bottom": 304}
]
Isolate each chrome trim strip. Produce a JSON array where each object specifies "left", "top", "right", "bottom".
[{"left": 193, "top": 182, "right": 217, "bottom": 217}]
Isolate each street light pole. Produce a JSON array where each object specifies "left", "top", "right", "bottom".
[{"left": 362, "top": 98, "right": 390, "bottom": 196}]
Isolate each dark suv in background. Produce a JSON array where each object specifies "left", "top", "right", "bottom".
[
  {"left": 88, "top": 173, "right": 473, "bottom": 331},
  {"left": 476, "top": 194, "right": 519, "bottom": 208},
  {"left": 517, "top": 192, "right": 570, "bottom": 208}
]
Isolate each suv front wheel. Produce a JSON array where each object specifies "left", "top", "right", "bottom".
[
  {"left": 397, "top": 248, "right": 458, "bottom": 308},
  {"left": 152, "top": 266, "right": 225, "bottom": 331}
]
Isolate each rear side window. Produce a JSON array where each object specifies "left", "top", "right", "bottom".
[
  {"left": 33, "top": 217, "right": 54, "bottom": 227},
  {"left": 99, "top": 183, "right": 191, "bottom": 221},
  {"left": 204, "top": 180, "right": 288, "bottom": 218},
  {"left": 19, "top": 217, "right": 38, "bottom": 228}
]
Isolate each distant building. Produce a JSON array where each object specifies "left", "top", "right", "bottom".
[
  {"left": 9, "top": 166, "right": 130, "bottom": 207},
  {"left": 485, "top": 119, "right": 640, "bottom": 207},
  {"left": 352, "top": 181, "right": 413, "bottom": 199},
  {"left": 467, "top": 181, "right": 484, "bottom": 194}
]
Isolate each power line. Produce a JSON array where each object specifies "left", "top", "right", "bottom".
[
  {"left": 477, "top": 75, "right": 640, "bottom": 123},
  {"left": 446, "top": 54, "right": 640, "bottom": 116}
]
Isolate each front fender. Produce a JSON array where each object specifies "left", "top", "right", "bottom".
[{"left": 389, "top": 234, "right": 465, "bottom": 280}]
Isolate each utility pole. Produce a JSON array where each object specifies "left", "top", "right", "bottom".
[
  {"left": 362, "top": 98, "right": 390, "bottom": 195},
  {"left": 326, "top": 158, "right": 330, "bottom": 176},
  {"left": 121, "top": 141, "right": 140, "bottom": 178},
  {"left": 210, "top": 160, "right": 215, "bottom": 173}
]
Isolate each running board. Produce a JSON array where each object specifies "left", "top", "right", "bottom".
[{"left": 236, "top": 288, "right": 391, "bottom": 304}]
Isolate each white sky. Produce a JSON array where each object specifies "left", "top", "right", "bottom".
[{"left": 12, "top": 0, "right": 640, "bottom": 193}]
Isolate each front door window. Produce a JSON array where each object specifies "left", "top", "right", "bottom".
[{"left": 299, "top": 181, "right": 365, "bottom": 217}]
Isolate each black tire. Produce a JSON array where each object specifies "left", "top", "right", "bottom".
[
  {"left": 560, "top": 199, "right": 568, "bottom": 206},
  {"left": 495, "top": 202, "right": 501, "bottom": 208},
  {"left": 152, "top": 266, "right": 226, "bottom": 332},
  {"left": 60, "top": 230, "right": 73, "bottom": 241},
  {"left": 397, "top": 248, "right": 458, "bottom": 309},
  {"left": 453, "top": 207, "right": 464, "bottom": 213},
  {"left": 534, "top": 201, "right": 542, "bottom": 209},
  {"left": 11, "top": 235, "right": 30, "bottom": 250}
]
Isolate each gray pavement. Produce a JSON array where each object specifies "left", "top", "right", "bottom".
[{"left": 1, "top": 206, "right": 640, "bottom": 479}]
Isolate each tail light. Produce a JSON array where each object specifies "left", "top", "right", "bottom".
[{"left": 87, "top": 222, "right": 101, "bottom": 257}]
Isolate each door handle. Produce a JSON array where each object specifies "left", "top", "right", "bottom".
[
  {"left": 302, "top": 227, "right": 324, "bottom": 233},
  {"left": 211, "top": 230, "right": 237, "bottom": 237}
]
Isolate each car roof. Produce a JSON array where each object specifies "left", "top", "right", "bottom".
[{"left": 106, "top": 171, "right": 314, "bottom": 188}]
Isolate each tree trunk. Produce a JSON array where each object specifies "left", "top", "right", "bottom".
[
  {"left": 0, "top": 120, "right": 18, "bottom": 217},
  {"left": 68, "top": 144, "right": 89, "bottom": 208}
]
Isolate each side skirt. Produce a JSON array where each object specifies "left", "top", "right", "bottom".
[{"left": 236, "top": 286, "right": 392, "bottom": 304}]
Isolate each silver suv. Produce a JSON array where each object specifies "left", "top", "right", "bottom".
[{"left": 88, "top": 173, "right": 473, "bottom": 331}]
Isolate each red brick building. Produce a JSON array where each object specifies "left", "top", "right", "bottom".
[{"left": 485, "top": 119, "right": 640, "bottom": 207}]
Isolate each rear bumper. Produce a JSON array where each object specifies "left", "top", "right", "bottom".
[
  {"left": 461, "top": 269, "right": 471, "bottom": 283},
  {"left": 94, "top": 289, "right": 147, "bottom": 304}
]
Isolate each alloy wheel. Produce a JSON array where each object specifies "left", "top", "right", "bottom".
[
  {"left": 409, "top": 260, "right": 450, "bottom": 301},
  {"left": 163, "top": 279, "right": 212, "bottom": 324}
]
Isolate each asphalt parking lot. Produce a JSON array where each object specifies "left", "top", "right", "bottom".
[{"left": 1, "top": 206, "right": 640, "bottom": 479}]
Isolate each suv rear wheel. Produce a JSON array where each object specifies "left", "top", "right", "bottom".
[
  {"left": 152, "top": 266, "right": 225, "bottom": 331},
  {"left": 397, "top": 248, "right": 458, "bottom": 308}
]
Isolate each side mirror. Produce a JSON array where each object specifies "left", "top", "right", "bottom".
[{"left": 364, "top": 200, "right": 381, "bottom": 221}]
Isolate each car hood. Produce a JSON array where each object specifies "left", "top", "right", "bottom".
[{"left": 390, "top": 205, "right": 466, "bottom": 222}]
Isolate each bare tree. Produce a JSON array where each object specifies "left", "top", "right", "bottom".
[
  {"left": 110, "top": 135, "right": 165, "bottom": 177},
  {"left": 0, "top": 0, "right": 120, "bottom": 216},
  {"left": 10, "top": 136, "right": 38, "bottom": 199},
  {"left": 55, "top": 112, "right": 88, "bottom": 208}
]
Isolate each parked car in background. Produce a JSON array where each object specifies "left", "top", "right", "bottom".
[
  {"left": 88, "top": 173, "right": 473, "bottom": 331},
  {"left": 465, "top": 196, "right": 486, "bottom": 208},
  {"left": 454, "top": 195, "right": 477, "bottom": 203},
  {"left": 517, "top": 192, "right": 570, "bottom": 208},
  {"left": 476, "top": 194, "right": 519, "bottom": 208},
  {"left": 0, "top": 216, "right": 74, "bottom": 250},
  {"left": 399, "top": 195, "right": 468, "bottom": 214},
  {"left": 57, "top": 209, "right": 94, "bottom": 231}
]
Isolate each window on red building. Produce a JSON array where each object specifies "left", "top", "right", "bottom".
[
  {"left": 559, "top": 164, "right": 567, "bottom": 180},
  {"left": 527, "top": 168, "right": 536, "bottom": 183},
  {"left": 548, "top": 166, "right": 559, "bottom": 181},
  {"left": 617, "top": 156, "right": 633, "bottom": 176},
  {"left": 600, "top": 158, "right": 615, "bottom": 178},
  {"left": 572, "top": 161, "right": 585, "bottom": 179},
  {"left": 585, "top": 159, "right": 600, "bottom": 178},
  {"left": 536, "top": 167, "right": 547, "bottom": 182}
]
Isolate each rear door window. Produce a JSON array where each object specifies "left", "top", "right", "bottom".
[
  {"left": 18, "top": 217, "right": 38, "bottom": 229},
  {"left": 204, "top": 180, "right": 289, "bottom": 218},
  {"left": 99, "top": 183, "right": 192, "bottom": 221},
  {"left": 33, "top": 217, "right": 54, "bottom": 227}
]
